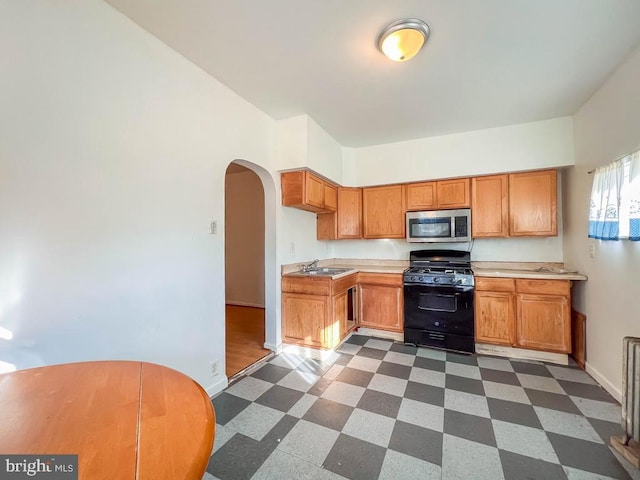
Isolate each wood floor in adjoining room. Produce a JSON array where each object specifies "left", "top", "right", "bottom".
[{"left": 225, "top": 304, "right": 270, "bottom": 378}]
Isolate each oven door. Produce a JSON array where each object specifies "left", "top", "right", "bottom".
[{"left": 403, "top": 283, "right": 474, "bottom": 336}]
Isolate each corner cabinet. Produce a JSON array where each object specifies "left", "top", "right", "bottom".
[
  {"left": 317, "top": 187, "right": 362, "bottom": 240},
  {"left": 357, "top": 273, "right": 403, "bottom": 332},
  {"left": 282, "top": 274, "right": 358, "bottom": 349},
  {"left": 475, "top": 276, "right": 571, "bottom": 354},
  {"left": 472, "top": 170, "right": 557, "bottom": 238},
  {"left": 281, "top": 171, "right": 337, "bottom": 213},
  {"left": 362, "top": 185, "right": 406, "bottom": 239}
]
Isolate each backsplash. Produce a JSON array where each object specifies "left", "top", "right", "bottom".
[{"left": 327, "top": 236, "right": 564, "bottom": 263}]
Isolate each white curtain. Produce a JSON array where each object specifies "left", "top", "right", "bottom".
[
  {"left": 629, "top": 151, "right": 640, "bottom": 240},
  {"left": 589, "top": 160, "right": 625, "bottom": 240},
  {"left": 589, "top": 149, "right": 640, "bottom": 241}
]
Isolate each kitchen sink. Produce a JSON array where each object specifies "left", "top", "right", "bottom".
[{"left": 297, "top": 267, "right": 353, "bottom": 276}]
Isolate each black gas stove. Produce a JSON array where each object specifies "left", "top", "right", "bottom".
[{"left": 403, "top": 250, "right": 475, "bottom": 353}]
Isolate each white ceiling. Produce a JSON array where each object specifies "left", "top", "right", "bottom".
[{"left": 106, "top": 0, "right": 640, "bottom": 148}]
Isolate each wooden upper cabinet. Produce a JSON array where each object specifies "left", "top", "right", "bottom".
[
  {"left": 281, "top": 170, "right": 336, "bottom": 214},
  {"left": 436, "top": 178, "right": 470, "bottom": 209},
  {"left": 362, "top": 184, "right": 406, "bottom": 239},
  {"left": 317, "top": 187, "right": 362, "bottom": 240},
  {"left": 406, "top": 182, "right": 437, "bottom": 210},
  {"left": 406, "top": 178, "right": 470, "bottom": 211},
  {"left": 324, "top": 184, "right": 337, "bottom": 212},
  {"left": 471, "top": 174, "right": 509, "bottom": 237},
  {"left": 508, "top": 170, "right": 557, "bottom": 236}
]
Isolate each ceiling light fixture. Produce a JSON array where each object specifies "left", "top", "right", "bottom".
[{"left": 377, "top": 18, "right": 430, "bottom": 62}]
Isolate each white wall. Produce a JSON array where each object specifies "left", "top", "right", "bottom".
[
  {"left": 0, "top": 0, "right": 304, "bottom": 395},
  {"left": 331, "top": 119, "right": 570, "bottom": 261},
  {"left": 563, "top": 45, "right": 640, "bottom": 400},
  {"left": 354, "top": 117, "right": 574, "bottom": 185},
  {"left": 306, "top": 117, "right": 344, "bottom": 184},
  {"left": 276, "top": 114, "right": 344, "bottom": 184},
  {"left": 225, "top": 168, "right": 265, "bottom": 308}
]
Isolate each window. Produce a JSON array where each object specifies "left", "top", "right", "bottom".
[{"left": 589, "top": 150, "right": 640, "bottom": 241}]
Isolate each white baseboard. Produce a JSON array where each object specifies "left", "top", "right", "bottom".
[
  {"left": 264, "top": 342, "right": 282, "bottom": 353},
  {"left": 354, "top": 328, "right": 404, "bottom": 342},
  {"left": 475, "top": 343, "right": 568, "bottom": 365},
  {"left": 586, "top": 362, "right": 622, "bottom": 403},
  {"left": 204, "top": 376, "right": 229, "bottom": 398},
  {"left": 226, "top": 301, "right": 265, "bottom": 309}
]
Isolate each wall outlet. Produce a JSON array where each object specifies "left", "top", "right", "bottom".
[
  {"left": 210, "top": 360, "right": 219, "bottom": 376},
  {"left": 209, "top": 221, "right": 217, "bottom": 234},
  {"left": 588, "top": 243, "right": 595, "bottom": 259}
]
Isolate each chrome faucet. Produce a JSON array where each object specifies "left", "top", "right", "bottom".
[{"left": 302, "top": 259, "right": 320, "bottom": 272}]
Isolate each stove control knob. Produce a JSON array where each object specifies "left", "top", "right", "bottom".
[
  {"left": 433, "top": 277, "right": 439, "bottom": 283},
  {"left": 455, "top": 279, "right": 464, "bottom": 285}
]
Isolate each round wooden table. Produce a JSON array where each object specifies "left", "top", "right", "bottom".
[{"left": 0, "top": 361, "right": 215, "bottom": 479}]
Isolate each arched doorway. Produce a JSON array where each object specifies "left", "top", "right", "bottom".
[{"left": 224, "top": 160, "right": 276, "bottom": 377}]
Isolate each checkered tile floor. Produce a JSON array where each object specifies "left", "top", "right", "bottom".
[{"left": 204, "top": 334, "right": 640, "bottom": 480}]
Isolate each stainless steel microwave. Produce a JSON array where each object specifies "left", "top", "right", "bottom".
[{"left": 406, "top": 209, "right": 471, "bottom": 243}]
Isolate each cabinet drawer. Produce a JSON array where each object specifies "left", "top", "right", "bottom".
[
  {"left": 516, "top": 279, "right": 570, "bottom": 296},
  {"left": 357, "top": 272, "right": 403, "bottom": 287},
  {"left": 475, "top": 277, "right": 515, "bottom": 292},
  {"left": 282, "top": 276, "right": 331, "bottom": 295}
]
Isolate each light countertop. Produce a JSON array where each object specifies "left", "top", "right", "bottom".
[
  {"left": 282, "top": 259, "right": 587, "bottom": 281},
  {"left": 471, "top": 261, "right": 587, "bottom": 281},
  {"left": 473, "top": 268, "right": 587, "bottom": 281}
]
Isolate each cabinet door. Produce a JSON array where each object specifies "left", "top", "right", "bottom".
[
  {"left": 337, "top": 187, "right": 362, "bottom": 239},
  {"left": 437, "top": 178, "right": 470, "bottom": 208},
  {"left": 471, "top": 175, "right": 509, "bottom": 237},
  {"left": 332, "top": 291, "right": 348, "bottom": 348},
  {"left": 362, "top": 184, "right": 405, "bottom": 239},
  {"left": 475, "top": 291, "right": 515, "bottom": 345},
  {"left": 316, "top": 187, "right": 362, "bottom": 240},
  {"left": 324, "top": 183, "right": 337, "bottom": 212},
  {"left": 282, "top": 293, "right": 327, "bottom": 348},
  {"left": 516, "top": 293, "right": 570, "bottom": 353},
  {"left": 509, "top": 170, "right": 557, "bottom": 236},
  {"left": 406, "top": 182, "right": 437, "bottom": 211},
  {"left": 304, "top": 173, "right": 325, "bottom": 210},
  {"left": 358, "top": 284, "right": 403, "bottom": 332}
]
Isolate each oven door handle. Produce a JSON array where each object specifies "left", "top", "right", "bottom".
[
  {"left": 417, "top": 305, "right": 457, "bottom": 313},
  {"left": 417, "top": 293, "right": 458, "bottom": 313}
]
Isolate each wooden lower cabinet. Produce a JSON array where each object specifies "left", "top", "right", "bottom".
[
  {"left": 516, "top": 293, "right": 570, "bottom": 352},
  {"left": 332, "top": 291, "right": 349, "bottom": 346},
  {"left": 474, "top": 277, "right": 571, "bottom": 354},
  {"left": 358, "top": 273, "right": 403, "bottom": 332},
  {"left": 282, "top": 274, "right": 357, "bottom": 349},
  {"left": 475, "top": 291, "right": 515, "bottom": 345},
  {"left": 282, "top": 293, "right": 328, "bottom": 349}
]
